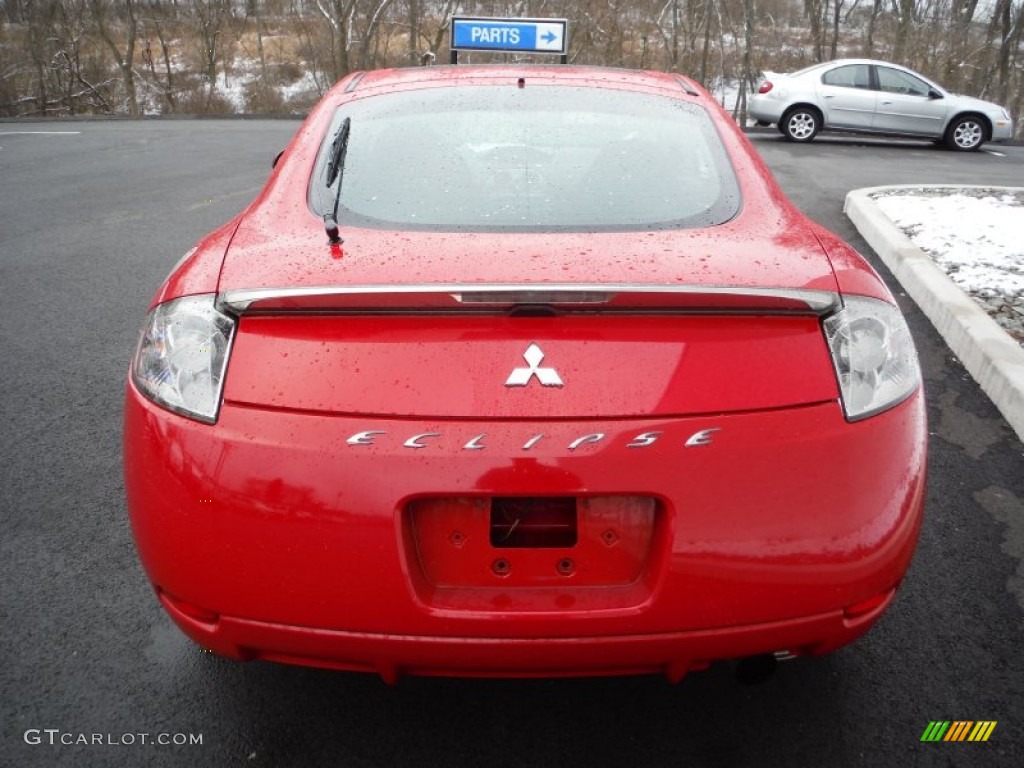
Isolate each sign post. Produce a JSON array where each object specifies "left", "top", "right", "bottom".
[{"left": 450, "top": 16, "right": 569, "bottom": 64}]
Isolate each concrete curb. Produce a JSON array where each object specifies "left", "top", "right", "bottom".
[{"left": 844, "top": 185, "right": 1024, "bottom": 443}]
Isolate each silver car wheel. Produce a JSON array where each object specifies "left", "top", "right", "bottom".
[
  {"left": 783, "top": 110, "right": 819, "bottom": 142},
  {"left": 946, "top": 116, "right": 986, "bottom": 151}
]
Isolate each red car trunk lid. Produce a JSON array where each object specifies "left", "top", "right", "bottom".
[{"left": 223, "top": 313, "right": 838, "bottom": 418}]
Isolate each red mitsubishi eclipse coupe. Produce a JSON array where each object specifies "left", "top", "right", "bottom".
[{"left": 124, "top": 66, "right": 926, "bottom": 682}]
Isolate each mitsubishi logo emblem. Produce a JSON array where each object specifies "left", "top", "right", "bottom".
[{"left": 505, "top": 343, "right": 564, "bottom": 387}]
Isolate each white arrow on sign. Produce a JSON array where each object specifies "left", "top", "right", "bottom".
[{"left": 534, "top": 23, "right": 564, "bottom": 52}]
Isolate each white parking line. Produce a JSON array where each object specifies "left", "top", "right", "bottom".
[
  {"left": 984, "top": 149, "right": 1006, "bottom": 157},
  {"left": 0, "top": 131, "right": 81, "bottom": 136}
]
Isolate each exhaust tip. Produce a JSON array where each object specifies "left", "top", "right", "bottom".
[{"left": 736, "top": 654, "right": 777, "bottom": 685}]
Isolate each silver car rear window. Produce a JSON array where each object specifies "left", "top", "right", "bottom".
[{"left": 310, "top": 84, "right": 740, "bottom": 232}]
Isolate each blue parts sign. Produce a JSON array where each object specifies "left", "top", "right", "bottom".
[{"left": 450, "top": 16, "right": 569, "bottom": 56}]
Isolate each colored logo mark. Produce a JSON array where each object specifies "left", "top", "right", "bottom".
[{"left": 920, "top": 721, "right": 997, "bottom": 742}]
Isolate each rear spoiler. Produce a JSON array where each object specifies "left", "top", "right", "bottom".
[{"left": 217, "top": 284, "right": 840, "bottom": 316}]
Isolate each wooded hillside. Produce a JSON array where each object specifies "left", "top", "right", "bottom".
[{"left": 1, "top": 0, "right": 1021, "bottom": 135}]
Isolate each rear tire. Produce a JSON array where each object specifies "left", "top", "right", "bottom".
[
  {"left": 781, "top": 107, "right": 821, "bottom": 143},
  {"left": 944, "top": 115, "right": 986, "bottom": 151}
]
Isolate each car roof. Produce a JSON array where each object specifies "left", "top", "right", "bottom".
[
  {"left": 327, "top": 65, "right": 707, "bottom": 100},
  {"left": 810, "top": 58, "right": 908, "bottom": 67},
  {"left": 796, "top": 58, "right": 935, "bottom": 75}
]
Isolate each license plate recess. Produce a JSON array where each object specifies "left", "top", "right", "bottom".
[{"left": 407, "top": 495, "right": 658, "bottom": 589}]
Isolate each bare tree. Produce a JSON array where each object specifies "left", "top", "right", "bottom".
[
  {"left": 804, "top": 0, "right": 826, "bottom": 61},
  {"left": 891, "top": 0, "right": 916, "bottom": 62},
  {"left": 943, "top": 0, "right": 979, "bottom": 90},
  {"left": 735, "top": 0, "right": 757, "bottom": 123},
  {"left": 52, "top": 0, "right": 115, "bottom": 113},
  {"left": 865, "top": 0, "right": 883, "bottom": 55},
  {"left": 90, "top": 0, "right": 139, "bottom": 114},
  {"left": 141, "top": 0, "right": 178, "bottom": 112},
  {"left": 357, "top": 0, "right": 399, "bottom": 69},
  {"left": 191, "top": 0, "right": 231, "bottom": 103}
]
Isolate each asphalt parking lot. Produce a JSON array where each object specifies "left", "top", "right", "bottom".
[{"left": 2, "top": 121, "right": 1023, "bottom": 768}]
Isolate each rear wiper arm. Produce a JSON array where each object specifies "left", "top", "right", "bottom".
[{"left": 323, "top": 117, "right": 351, "bottom": 244}]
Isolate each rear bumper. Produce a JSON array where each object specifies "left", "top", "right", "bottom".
[
  {"left": 160, "top": 587, "right": 895, "bottom": 682},
  {"left": 748, "top": 95, "right": 785, "bottom": 124},
  {"left": 124, "top": 382, "right": 926, "bottom": 678}
]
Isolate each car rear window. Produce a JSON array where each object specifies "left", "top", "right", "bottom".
[
  {"left": 822, "top": 64, "right": 870, "bottom": 89},
  {"left": 309, "top": 84, "right": 740, "bottom": 232}
]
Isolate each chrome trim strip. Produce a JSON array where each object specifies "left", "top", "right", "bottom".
[
  {"left": 343, "top": 71, "right": 366, "bottom": 92},
  {"left": 217, "top": 283, "right": 840, "bottom": 315},
  {"left": 674, "top": 76, "right": 700, "bottom": 97}
]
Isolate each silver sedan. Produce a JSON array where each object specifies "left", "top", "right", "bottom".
[{"left": 749, "top": 59, "right": 1014, "bottom": 151}]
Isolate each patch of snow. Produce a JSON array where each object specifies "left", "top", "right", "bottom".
[
  {"left": 706, "top": 78, "right": 759, "bottom": 126},
  {"left": 228, "top": 56, "right": 259, "bottom": 76},
  {"left": 280, "top": 69, "right": 319, "bottom": 101},
  {"left": 873, "top": 189, "right": 1024, "bottom": 343},
  {"left": 873, "top": 192, "right": 1024, "bottom": 296},
  {"left": 165, "top": 42, "right": 188, "bottom": 74},
  {"left": 206, "top": 55, "right": 268, "bottom": 111},
  {"left": 709, "top": 79, "right": 740, "bottom": 112},
  {"left": 216, "top": 67, "right": 249, "bottom": 112}
]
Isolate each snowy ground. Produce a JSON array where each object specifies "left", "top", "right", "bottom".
[{"left": 872, "top": 189, "right": 1024, "bottom": 345}]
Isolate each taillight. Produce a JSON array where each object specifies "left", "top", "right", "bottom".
[
  {"left": 758, "top": 81, "right": 773, "bottom": 94},
  {"left": 131, "top": 294, "right": 236, "bottom": 424},
  {"left": 823, "top": 296, "right": 921, "bottom": 421}
]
